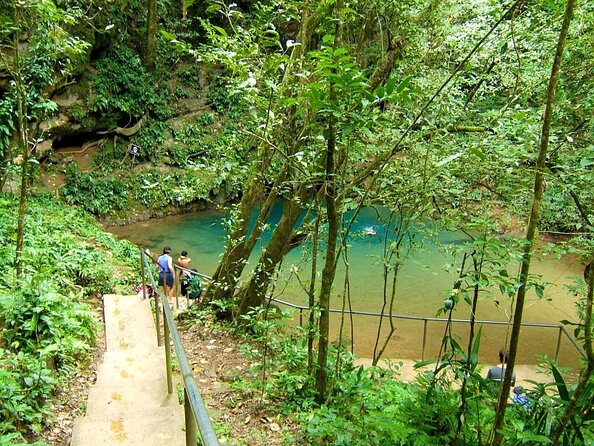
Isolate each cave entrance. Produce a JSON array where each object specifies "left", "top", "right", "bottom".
[{"left": 52, "top": 132, "right": 106, "bottom": 152}]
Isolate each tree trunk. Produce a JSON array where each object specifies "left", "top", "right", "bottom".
[
  {"left": 307, "top": 212, "right": 321, "bottom": 374},
  {"left": 204, "top": 163, "right": 283, "bottom": 307},
  {"left": 315, "top": 110, "right": 338, "bottom": 403},
  {"left": 145, "top": 0, "right": 157, "bottom": 72},
  {"left": 13, "top": 2, "right": 28, "bottom": 281},
  {"left": 204, "top": 183, "right": 270, "bottom": 304},
  {"left": 490, "top": 1, "right": 575, "bottom": 443},
  {"left": 236, "top": 196, "right": 304, "bottom": 315},
  {"left": 206, "top": 0, "right": 320, "bottom": 307}
]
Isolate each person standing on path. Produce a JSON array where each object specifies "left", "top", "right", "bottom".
[
  {"left": 486, "top": 347, "right": 516, "bottom": 386},
  {"left": 177, "top": 250, "right": 192, "bottom": 298},
  {"left": 157, "top": 246, "right": 175, "bottom": 306}
]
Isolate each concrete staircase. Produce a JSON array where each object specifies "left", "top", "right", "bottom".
[{"left": 70, "top": 294, "right": 184, "bottom": 445}]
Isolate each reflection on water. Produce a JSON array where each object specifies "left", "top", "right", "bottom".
[{"left": 108, "top": 205, "right": 584, "bottom": 366}]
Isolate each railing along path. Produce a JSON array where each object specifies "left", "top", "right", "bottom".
[
  {"left": 167, "top": 262, "right": 586, "bottom": 364},
  {"left": 140, "top": 249, "right": 219, "bottom": 446}
]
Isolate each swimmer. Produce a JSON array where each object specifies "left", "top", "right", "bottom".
[{"left": 363, "top": 226, "right": 376, "bottom": 236}]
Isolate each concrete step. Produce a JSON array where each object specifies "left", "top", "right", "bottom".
[
  {"left": 94, "top": 348, "right": 167, "bottom": 387},
  {"left": 85, "top": 376, "right": 175, "bottom": 416},
  {"left": 70, "top": 405, "right": 185, "bottom": 446},
  {"left": 102, "top": 294, "right": 157, "bottom": 352}
]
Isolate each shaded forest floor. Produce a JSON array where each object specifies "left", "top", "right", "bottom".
[{"left": 178, "top": 311, "right": 299, "bottom": 445}]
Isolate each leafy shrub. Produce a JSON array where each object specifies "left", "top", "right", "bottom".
[
  {"left": 206, "top": 77, "right": 247, "bottom": 118},
  {"left": 137, "top": 120, "right": 170, "bottom": 160},
  {"left": 61, "top": 165, "right": 129, "bottom": 216},
  {"left": 0, "top": 349, "right": 54, "bottom": 439},
  {"left": 0, "top": 277, "right": 97, "bottom": 438},
  {"left": 0, "top": 276, "right": 98, "bottom": 372},
  {"left": 89, "top": 45, "right": 156, "bottom": 117},
  {"left": 130, "top": 169, "right": 213, "bottom": 208},
  {"left": 178, "top": 65, "right": 202, "bottom": 89},
  {"left": 540, "top": 186, "right": 582, "bottom": 232}
]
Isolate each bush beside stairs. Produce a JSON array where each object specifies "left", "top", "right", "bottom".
[{"left": 70, "top": 294, "right": 185, "bottom": 445}]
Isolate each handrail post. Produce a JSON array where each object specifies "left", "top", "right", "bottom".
[
  {"left": 299, "top": 308, "right": 303, "bottom": 326},
  {"left": 422, "top": 319, "right": 428, "bottom": 361},
  {"left": 164, "top": 306, "right": 174, "bottom": 394},
  {"left": 155, "top": 292, "right": 163, "bottom": 347},
  {"left": 140, "top": 251, "right": 147, "bottom": 299},
  {"left": 184, "top": 389, "right": 198, "bottom": 446},
  {"left": 175, "top": 271, "right": 179, "bottom": 310},
  {"left": 555, "top": 326, "right": 562, "bottom": 363}
]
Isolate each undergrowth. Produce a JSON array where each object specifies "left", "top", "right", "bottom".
[
  {"left": 0, "top": 192, "right": 138, "bottom": 444},
  {"left": 180, "top": 302, "right": 594, "bottom": 445}
]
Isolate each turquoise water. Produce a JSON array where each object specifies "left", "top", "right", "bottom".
[{"left": 109, "top": 205, "right": 584, "bottom": 365}]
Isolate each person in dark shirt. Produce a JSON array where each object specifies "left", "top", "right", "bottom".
[
  {"left": 157, "top": 246, "right": 175, "bottom": 306},
  {"left": 486, "top": 347, "right": 516, "bottom": 386}
]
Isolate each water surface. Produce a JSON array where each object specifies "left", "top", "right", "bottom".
[{"left": 108, "top": 205, "right": 584, "bottom": 366}]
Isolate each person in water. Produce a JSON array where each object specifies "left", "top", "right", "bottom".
[
  {"left": 157, "top": 246, "right": 175, "bottom": 305},
  {"left": 177, "top": 250, "right": 192, "bottom": 298},
  {"left": 486, "top": 347, "right": 516, "bottom": 386},
  {"left": 363, "top": 226, "right": 377, "bottom": 235}
]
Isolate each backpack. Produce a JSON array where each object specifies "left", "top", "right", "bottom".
[{"left": 187, "top": 276, "right": 202, "bottom": 299}]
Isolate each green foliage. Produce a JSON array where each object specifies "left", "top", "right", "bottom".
[
  {"left": 0, "top": 192, "right": 137, "bottom": 439},
  {"left": 206, "top": 76, "right": 247, "bottom": 118},
  {"left": 178, "top": 65, "right": 202, "bottom": 90},
  {"left": 302, "top": 374, "right": 455, "bottom": 446},
  {"left": 88, "top": 45, "right": 157, "bottom": 118},
  {"left": 137, "top": 120, "right": 170, "bottom": 160},
  {"left": 61, "top": 164, "right": 128, "bottom": 216},
  {"left": 236, "top": 306, "right": 317, "bottom": 408},
  {"left": 0, "top": 276, "right": 97, "bottom": 373},
  {"left": 130, "top": 168, "right": 212, "bottom": 207},
  {"left": 0, "top": 349, "right": 54, "bottom": 440}
]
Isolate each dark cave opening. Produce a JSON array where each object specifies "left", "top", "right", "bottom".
[{"left": 52, "top": 132, "right": 104, "bottom": 150}]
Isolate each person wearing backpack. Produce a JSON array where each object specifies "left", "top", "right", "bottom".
[{"left": 182, "top": 269, "right": 202, "bottom": 304}]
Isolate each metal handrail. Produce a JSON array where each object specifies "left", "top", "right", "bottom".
[
  {"left": 176, "top": 268, "right": 586, "bottom": 363},
  {"left": 140, "top": 249, "right": 219, "bottom": 446},
  {"left": 175, "top": 264, "right": 211, "bottom": 281},
  {"left": 270, "top": 297, "right": 587, "bottom": 362}
]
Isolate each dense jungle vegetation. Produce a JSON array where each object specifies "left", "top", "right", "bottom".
[{"left": 1, "top": 0, "right": 593, "bottom": 444}]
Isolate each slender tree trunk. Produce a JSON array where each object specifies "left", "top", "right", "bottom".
[
  {"left": 315, "top": 113, "right": 338, "bottom": 403},
  {"left": 490, "top": 1, "right": 575, "bottom": 443},
  {"left": 236, "top": 196, "right": 304, "bottom": 315},
  {"left": 145, "top": 0, "right": 157, "bottom": 72},
  {"left": 454, "top": 250, "right": 482, "bottom": 445},
  {"left": 307, "top": 212, "right": 321, "bottom": 374},
  {"left": 13, "top": 2, "right": 28, "bottom": 280}
]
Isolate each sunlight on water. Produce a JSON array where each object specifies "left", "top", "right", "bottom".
[{"left": 108, "top": 205, "right": 585, "bottom": 366}]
